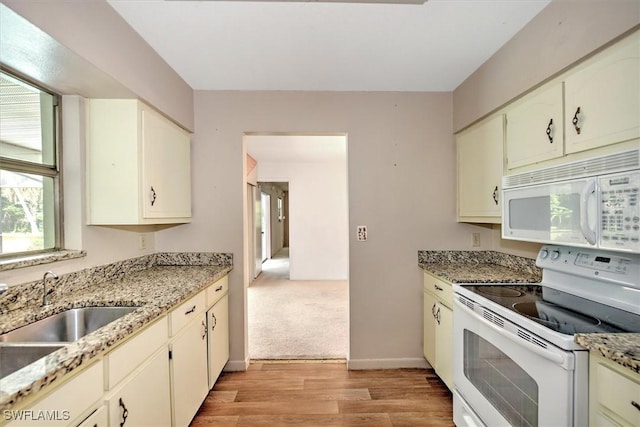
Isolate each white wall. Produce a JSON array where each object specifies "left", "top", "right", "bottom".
[{"left": 258, "top": 159, "right": 348, "bottom": 281}]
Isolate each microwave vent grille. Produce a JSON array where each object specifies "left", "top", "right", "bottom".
[{"left": 503, "top": 149, "right": 639, "bottom": 188}]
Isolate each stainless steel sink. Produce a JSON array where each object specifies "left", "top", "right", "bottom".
[
  {"left": 0, "top": 306, "right": 139, "bottom": 343},
  {"left": 0, "top": 344, "right": 64, "bottom": 378}
]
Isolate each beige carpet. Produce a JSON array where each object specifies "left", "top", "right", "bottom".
[{"left": 248, "top": 248, "right": 349, "bottom": 360}]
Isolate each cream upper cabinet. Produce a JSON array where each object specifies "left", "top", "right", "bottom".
[
  {"left": 506, "top": 83, "right": 564, "bottom": 169},
  {"left": 457, "top": 115, "right": 505, "bottom": 223},
  {"left": 565, "top": 31, "right": 640, "bottom": 154},
  {"left": 86, "top": 99, "right": 191, "bottom": 225}
]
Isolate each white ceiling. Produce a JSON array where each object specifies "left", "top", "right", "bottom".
[{"left": 107, "top": 0, "right": 550, "bottom": 92}]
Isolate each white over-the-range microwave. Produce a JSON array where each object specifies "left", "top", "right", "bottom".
[{"left": 502, "top": 148, "right": 640, "bottom": 254}]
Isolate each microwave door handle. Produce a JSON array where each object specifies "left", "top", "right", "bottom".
[{"left": 580, "top": 178, "right": 597, "bottom": 245}]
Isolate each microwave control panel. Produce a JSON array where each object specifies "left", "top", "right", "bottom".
[{"left": 599, "top": 171, "right": 640, "bottom": 252}]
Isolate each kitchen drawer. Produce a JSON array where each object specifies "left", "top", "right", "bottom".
[
  {"left": 423, "top": 272, "right": 453, "bottom": 308},
  {"left": 105, "top": 317, "right": 168, "bottom": 389},
  {"left": 595, "top": 360, "right": 640, "bottom": 426},
  {"left": 206, "top": 275, "right": 228, "bottom": 307},
  {"left": 170, "top": 291, "right": 206, "bottom": 336},
  {"left": 7, "top": 361, "right": 103, "bottom": 427}
]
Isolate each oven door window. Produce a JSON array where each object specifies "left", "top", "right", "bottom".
[{"left": 464, "top": 330, "right": 538, "bottom": 427}]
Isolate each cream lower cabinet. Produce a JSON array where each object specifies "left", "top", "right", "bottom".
[
  {"left": 169, "top": 291, "right": 209, "bottom": 427},
  {"left": 76, "top": 406, "right": 108, "bottom": 427},
  {"left": 589, "top": 352, "right": 640, "bottom": 427},
  {"left": 457, "top": 114, "right": 505, "bottom": 223},
  {"left": 207, "top": 294, "right": 229, "bottom": 388},
  {"left": 6, "top": 361, "right": 104, "bottom": 427},
  {"left": 206, "top": 275, "right": 230, "bottom": 389},
  {"left": 105, "top": 350, "right": 171, "bottom": 427},
  {"left": 422, "top": 271, "right": 453, "bottom": 391}
]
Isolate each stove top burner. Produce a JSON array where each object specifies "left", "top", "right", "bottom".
[
  {"left": 459, "top": 284, "right": 640, "bottom": 336},
  {"left": 476, "top": 287, "right": 523, "bottom": 298},
  {"left": 512, "top": 301, "right": 601, "bottom": 334}
]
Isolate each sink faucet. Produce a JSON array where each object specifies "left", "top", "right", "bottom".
[{"left": 42, "top": 271, "right": 59, "bottom": 307}]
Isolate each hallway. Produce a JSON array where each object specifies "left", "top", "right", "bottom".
[{"left": 248, "top": 248, "right": 349, "bottom": 360}]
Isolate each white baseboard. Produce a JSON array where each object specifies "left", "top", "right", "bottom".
[
  {"left": 347, "top": 357, "right": 430, "bottom": 370},
  {"left": 224, "top": 358, "right": 250, "bottom": 371}
]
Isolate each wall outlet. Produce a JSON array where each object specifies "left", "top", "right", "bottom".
[
  {"left": 138, "top": 234, "right": 147, "bottom": 250},
  {"left": 357, "top": 225, "right": 368, "bottom": 241},
  {"left": 472, "top": 232, "right": 481, "bottom": 247}
]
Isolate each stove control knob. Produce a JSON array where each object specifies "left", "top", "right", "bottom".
[
  {"left": 540, "top": 249, "right": 549, "bottom": 259},
  {"left": 550, "top": 250, "right": 561, "bottom": 261}
]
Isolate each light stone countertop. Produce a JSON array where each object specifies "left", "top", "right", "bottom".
[
  {"left": 0, "top": 253, "right": 232, "bottom": 411},
  {"left": 575, "top": 333, "right": 640, "bottom": 375},
  {"left": 418, "top": 250, "right": 640, "bottom": 375}
]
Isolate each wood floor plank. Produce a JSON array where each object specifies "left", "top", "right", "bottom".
[
  {"left": 190, "top": 362, "right": 454, "bottom": 427},
  {"left": 235, "top": 388, "right": 372, "bottom": 402},
  {"left": 199, "top": 400, "right": 340, "bottom": 416},
  {"left": 236, "top": 413, "right": 393, "bottom": 427}
]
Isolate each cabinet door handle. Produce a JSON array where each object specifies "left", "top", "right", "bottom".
[
  {"left": 201, "top": 320, "right": 207, "bottom": 340},
  {"left": 119, "top": 398, "right": 129, "bottom": 427},
  {"left": 632, "top": 400, "right": 640, "bottom": 411},
  {"left": 572, "top": 107, "right": 582, "bottom": 135},
  {"left": 150, "top": 186, "right": 157, "bottom": 206},
  {"left": 546, "top": 118, "right": 553, "bottom": 143},
  {"left": 435, "top": 307, "right": 441, "bottom": 325},
  {"left": 215, "top": 285, "right": 223, "bottom": 292},
  {"left": 431, "top": 303, "right": 437, "bottom": 318},
  {"left": 492, "top": 186, "right": 499, "bottom": 205},
  {"left": 211, "top": 312, "right": 217, "bottom": 331},
  {"left": 185, "top": 305, "right": 196, "bottom": 315}
]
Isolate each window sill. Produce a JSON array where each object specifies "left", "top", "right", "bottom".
[{"left": 0, "top": 250, "right": 87, "bottom": 272}]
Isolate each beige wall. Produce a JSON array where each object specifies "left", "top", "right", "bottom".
[
  {"left": 155, "top": 91, "right": 492, "bottom": 368},
  {"left": 453, "top": 0, "right": 640, "bottom": 132}
]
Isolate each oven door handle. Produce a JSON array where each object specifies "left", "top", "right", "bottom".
[{"left": 455, "top": 298, "right": 572, "bottom": 369}]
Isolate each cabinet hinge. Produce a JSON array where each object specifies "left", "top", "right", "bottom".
[{"left": 168, "top": 349, "right": 173, "bottom": 360}]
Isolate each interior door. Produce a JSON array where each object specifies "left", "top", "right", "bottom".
[
  {"left": 254, "top": 185, "right": 262, "bottom": 278},
  {"left": 261, "top": 192, "right": 271, "bottom": 262}
]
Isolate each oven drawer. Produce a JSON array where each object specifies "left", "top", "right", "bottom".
[
  {"left": 423, "top": 272, "right": 453, "bottom": 308},
  {"left": 591, "top": 353, "right": 640, "bottom": 426}
]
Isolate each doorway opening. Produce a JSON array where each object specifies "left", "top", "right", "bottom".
[{"left": 245, "top": 134, "right": 349, "bottom": 361}]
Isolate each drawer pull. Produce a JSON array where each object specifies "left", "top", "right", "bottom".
[
  {"left": 434, "top": 284, "right": 444, "bottom": 291},
  {"left": 632, "top": 400, "right": 640, "bottom": 412},
  {"left": 215, "top": 285, "right": 223, "bottom": 292},
  {"left": 185, "top": 305, "right": 196, "bottom": 315},
  {"left": 119, "top": 398, "right": 129, "bottom": 426}
]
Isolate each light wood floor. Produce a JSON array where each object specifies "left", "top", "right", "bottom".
[{"left": 190, "top": 361, "right": 455, "bottom": 427}]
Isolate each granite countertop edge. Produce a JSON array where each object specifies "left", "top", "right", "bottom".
[
  {"left": 575, "top": 333, "right": 640, "bottom": 375},
  {"left": 0, "top": 262, "right": 232, "bottom": 411}
]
